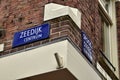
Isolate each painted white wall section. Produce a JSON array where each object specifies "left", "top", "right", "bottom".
[
  {"left": 0, "top": 40, "right": 101, "bottom": 80},
  {"left": 110, "top": 1, "right": 119, "bottom": 78},
  {"left": 0, "top": 43, "right": 4, "bottom": 52},
  {"left": 0, "top": 40, "right": 68, "bottom": 80},
  {"left": 66, "top": 41, "right": 102, "bottom": 80},
  {"left": 44, "top": 3, "right": 81, "bottom": 28}
]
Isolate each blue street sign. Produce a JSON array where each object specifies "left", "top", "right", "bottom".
[
  {"left": 81, "top": 31, "right": 93, "bottom": 62},
  {"left": 12, "top": 23, "right": 50, "bottom": 47}
]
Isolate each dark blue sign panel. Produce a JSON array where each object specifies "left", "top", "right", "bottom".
[
  {"left": 12, "top": 23, "right": 50, "bottom": 47},
  {"left": 81, "top": 31, "right": 93, "bottom": 62}
]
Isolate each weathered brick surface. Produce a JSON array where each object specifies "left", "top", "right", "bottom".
[
  {"left": 0, "top": 0, "right": 101, "bottom": 65},
  {"left": 116, "top": 1, "right": 120, "bottom": 77}
]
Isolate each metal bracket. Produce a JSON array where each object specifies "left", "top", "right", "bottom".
[{"left": 54, "top": 53, "right": 64, "bottom": 69}]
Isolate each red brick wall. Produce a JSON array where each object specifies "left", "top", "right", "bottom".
[
  {"left": 0, "top": 0, "right": 101, "bottom": 64},
  {"left": 116, "top": 1, "right": 120, "bottom": 77}
]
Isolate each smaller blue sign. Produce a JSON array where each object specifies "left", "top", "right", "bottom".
[
  {"left": 12, "top": 23, "right": 50, "bottom": 47},
  {"left": 81, "top": 31, "right": 93, "bottom": 62}
]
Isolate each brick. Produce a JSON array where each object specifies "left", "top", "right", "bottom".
[
  {"left": 60, "top": 20, "right": 70, "bottom": 26},
  {"left": 51, "top": 25, "right": 69, "bottom": 33},
  {"left": 17, "top": 46, "right": 25, "bottom": 51},
  {"left": 9, "top": 48, "right": 18, "bottom": 53},
  {"left": 42, "top": 39, "right": 50, "bottom": 44},
  {"left": 24, "top": 43, "right": 33, "bottom": 49},
  {"left": 32, "top": 41, "right": 41, "bottom": 47},
  {"left": 50, "top": 32, "right": 60, "bottom": 39},
  {"left": 60, "top": 30, "right": 70, "bottom": 37}
]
